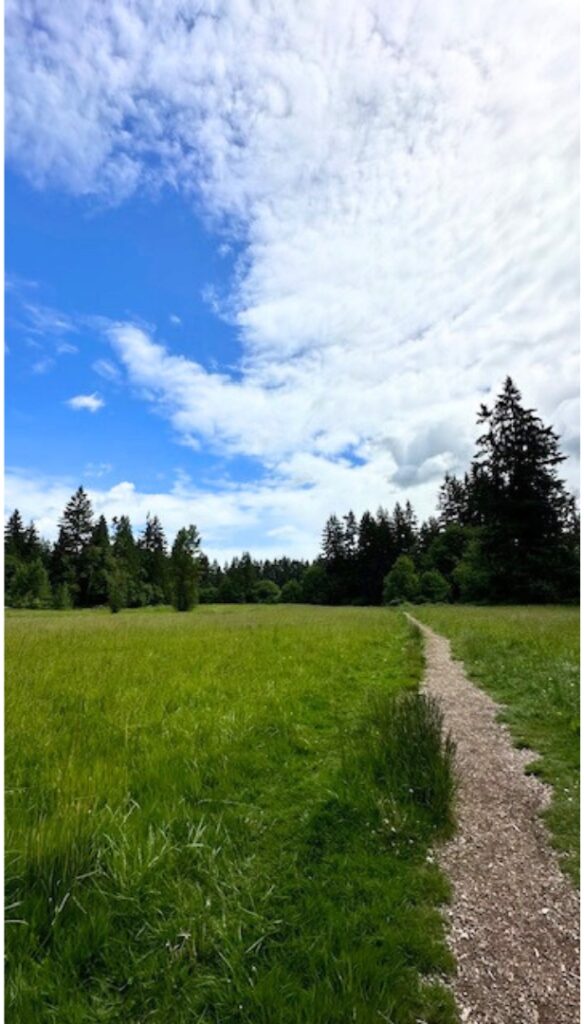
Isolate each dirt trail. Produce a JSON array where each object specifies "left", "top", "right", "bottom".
[{"left": 407, "top": 614, "right": 580, "bottom": 1024}]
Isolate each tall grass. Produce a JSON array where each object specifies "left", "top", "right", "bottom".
[
  {"left": 372, "top": 691, "right": 456, "bottom": 837},
  {"left": 413, "top": 604, "right": 580, "bottom": 883},
  {"left": 6, "top": 605, "right": 458, "bottom": 1023}
]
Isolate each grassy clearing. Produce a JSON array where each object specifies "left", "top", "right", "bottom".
[
  {"left": 412, "top": 605, "right": 580, "bottom": 883},
  {"left": 6, "top": 605, "right": 456, "bottom": 1024}
]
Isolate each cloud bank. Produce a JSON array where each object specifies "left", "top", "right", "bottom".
[{"left": 6, "top": 0, "right": 579, "bottom": 549}]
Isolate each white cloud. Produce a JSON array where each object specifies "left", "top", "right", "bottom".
[
  {"left": 92, "top": 358, "right": 121, "bottom": 382},
  {"left": 57, "top": 342, "right": 79, "bottom": 355},
  {"left": 4, "top": 464, "right": 439, "bottom": 562},
  {"left": 169, "top": 314, "right": 182, "bottom": 326},
  {"left": 66, "top": 393, "right": 105, "bottom": 413},
  {"left": 32, "top": 357, "right": 55, "bottom": 375},
  {"left": 5, "top": 0, "right": 579, "bottom": 549},
  {"left": 84, "top": 462, "right": 113, "bottom": 478}
]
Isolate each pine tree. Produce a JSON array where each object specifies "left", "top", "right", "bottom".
[
  {"left": 321, "top": 515, "right": 349, "bottom": 602},
  {"left": 111, "top": 516, "right": 143, "bottom": 608},
  {"left": 472, "top": 376, "right": 574, "bottom": 601},
  {"left": 138, "top": 514, "right": 170, "bottom": 604},
  {"left": 438, "top": 475, "right": 470, "bottom": 527},
  {"left": 86, "top": 516, "right": 114, "bottom": 606},
  {"left": 51, "top": 487, "right": 95, "bottom": 605},
  {"left": 5, "top": 510, "right": 27, "bottom": 559},
  {"left": 392, "top": 502, "right": 417, "bottom": 555},
  {"left": 357, "top": 511, "right": 382, "bottom": 605},
  {"left": 57, "top": 487, "right": 94, "bottom": 556},
  {"left": 171, "top": 525, "right": 201, "bottom": 611}
]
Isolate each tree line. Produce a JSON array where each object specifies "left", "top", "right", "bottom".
[{"left": 5, "top": 379, "right": 579, "bottom": 610}]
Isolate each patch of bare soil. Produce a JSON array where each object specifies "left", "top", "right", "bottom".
[{"left": 407, "top": 614, "right": 580, "bottom": 1024}]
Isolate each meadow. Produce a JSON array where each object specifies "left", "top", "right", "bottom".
[
  {"left": 413, "top": 605, "right": 580, "bottom": 882},
  {"left": 6, "top": 605, "right": 456, "bottom": 1024}
]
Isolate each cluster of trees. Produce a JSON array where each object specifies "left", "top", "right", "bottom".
[
  {"left": 319, "top": 378, "right": 579, "bottom": 605},
  {"left": 5, "top": 491, "right": 202, "bottom": 612},
  {"left": 5, "top": 379, "right": 580, "bottom": 610}
]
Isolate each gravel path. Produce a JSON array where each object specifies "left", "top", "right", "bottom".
[{"left": 407, "top": 614, "right": 580, "bottom": 1024}]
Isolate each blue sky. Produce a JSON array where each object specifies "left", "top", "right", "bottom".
[{"left": 5, "top": 1, "right": 579, "bottom": 560}]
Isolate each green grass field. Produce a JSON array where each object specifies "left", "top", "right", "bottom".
[
  {"left": 6, "top": 605, "right": 456, "bottom": 1024},
  {"left": 413, "top": 605, "right": 580, "bottom": 883}
]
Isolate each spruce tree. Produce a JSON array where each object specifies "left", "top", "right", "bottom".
[
  {"left": 321, "top": 515, "right": 347, "bottom": 602},
  {"left": 86, "top": 516, "right": 114, "bottom": 606},
  {"left": 138, "top": 514, "right": 170, "bottom": 604},
  {"left": 51, "top": 487, "right": 95, "bottom": 605},
  {"left": 472, "top": 377, "right": 574, "bottom": 601},
  {"left": 57, "top": 487, "right": 94, "bottom": 555},
  {"left": 171, "top": 525, "right": 201, "bottom": 611},
  {"left": 5, "top": 510, "right": 27, "bottom": 559},
  {"left": 112, "top": 516, "right": 143, "bottom": 608},
  {"left": 357, "top": 511, "right": 381, "bottom": 605}
]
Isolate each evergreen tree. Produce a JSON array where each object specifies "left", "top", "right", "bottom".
[
  {"left": 322, "top": 516, "right": 345, "bottom": 566},
  {"left": 343, "top": 511, "right": 358, "bottom": 557},
  {"left": 51, "top": 487, "right": 95, "bottom": 604},
  {"left": 301, "top": 563, "right": 331, "bottom": 604},
  {"left": 392, "top": 502, "right": 417, "bottom": 556},
  {"left": 138, "top": 514, "right": 170, "bottom": 604},
  {"left": 86, "top": 516, "right": 114, "bottom": 606},
  {"left": 112, "top": 516, "right": 143, "bottom": 607},
  {"left": 171, "top": 525, "right": 201, "bottom": 611},
  {"left": 418, "top": 517, "right": 441, "bottom": 557},
  {"left": 438, "top": 475, "right": 470, "bottom": 527},
  {"left": 472, "top": 377, "right": 574, "bottom": 601},
  {"left": 57, "top": 487, "right": 94, "bottom": 555},
  {"left": 357, "top": 511, "right": 383, "bottom": 605},
  {"left": 322, "top": 514, "right": 355, "bottom": 603},
  {"left": 5, "top": 509, "right": 27, "bottom": 559}
]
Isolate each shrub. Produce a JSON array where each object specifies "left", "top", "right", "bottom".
[
  {"left": 301, "top": 563, "right": 331, "bottom": 604},
  {"left": 420, "top": 569, "right": 450, "bottom": 603},
  {"left": 372, "top": 690, "right": 456, "bottom": 834},
  {"left": 9, "top": 559, "right": 51, "bottom": 608},
  {"left": 52, "top": 582, "right": 73, "bottom": 610},
  {"left": 107, "top": 571, "right": 125, "bottom": 614},
  {"left": 252, "top": 580, "right": 281, "bottom": 604},
  {"left": 382, "top": 555, "right": 420, "bottom": 604},
  {"left": 217, "top": 577, "right": 245, "bottom": 603},
  {"left": 280, "top": 579, "right": 303, "bottom": 603},
  {"left": 452, "top": 537, "right": 492, "bottom": 603}
]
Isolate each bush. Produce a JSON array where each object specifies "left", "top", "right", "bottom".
[
  {"left": 252, "top": 580, "right": 281, "bottom": 604},
  {"left": 217, "top": 578, "right": 245, "bottom": 603},
  {"left": 420, "top": 569, "right": 450, "bottom": 603},
  {"left": 107, "top": 571, "right": 125, "bottom": 614},
  {"left": 301, "top": 564, "right": 331, "bottom": 604},
  {"left": 453, "top": 537, "right": 492, "bottom": 603},
  {"left": 372, "top": 690, "right": 456, "bottom": 834},
  {"left": 280, "top": 579, "right": 303, "bottom": 603},
  {"left": 52, "top": 582, "right": 73, "bottom": 610},
  {"left": 8, "top": 559, "right": 51, "bottom": 608},
  {"left": 382, "top": 555, "right": 420, "bottom": 604}
]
